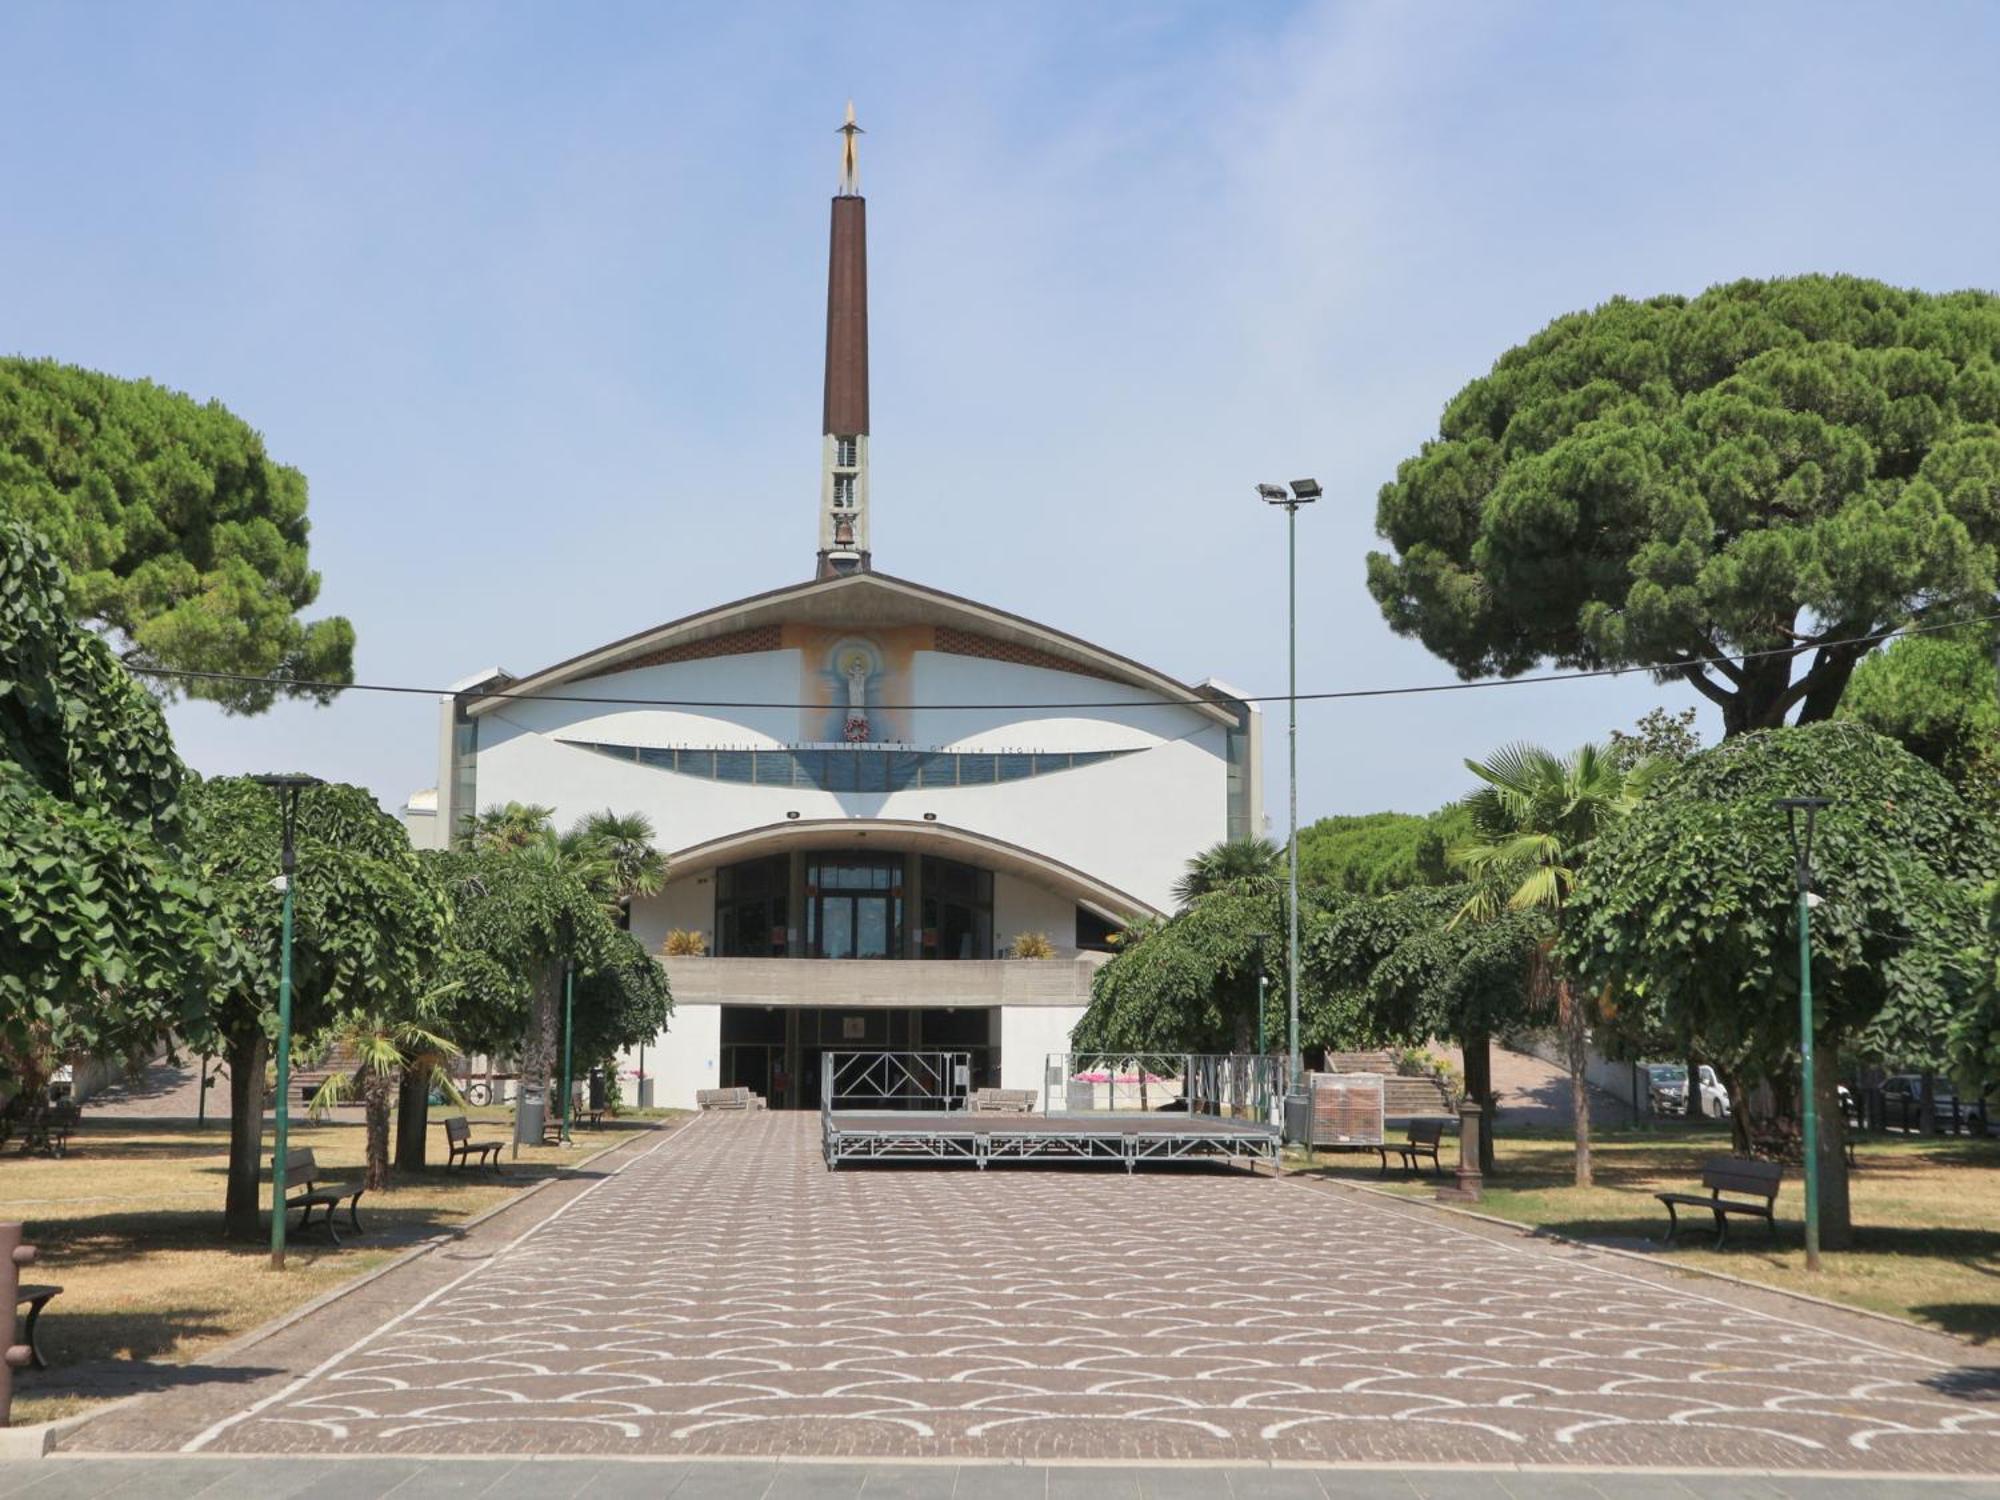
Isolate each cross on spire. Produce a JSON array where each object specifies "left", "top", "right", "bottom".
[{"left": 837, "top": 100, "right": 863, "bottom": 196}]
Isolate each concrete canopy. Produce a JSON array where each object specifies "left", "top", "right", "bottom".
[{"left": 662, "top": 816, "right": 1163, "bottom": 925}]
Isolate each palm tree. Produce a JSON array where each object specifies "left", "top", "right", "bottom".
[
  {"left": 308, "top": 1005, "right": 462, "bottom": 1190},
  {"left": 1448, "top": 742, "right": 1662, "bottom": 1188},
  {"left": 468, "top": 802, "right": 556, "bottom": 852},
  {"left": 568, "top": 809, "right": 668, "bottom": 925},
  {"left": 1173, "top": 835, "right": 1283, "bottom": 908}
]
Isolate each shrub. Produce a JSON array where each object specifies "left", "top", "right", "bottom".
[
  {"left": 662, "top": 929, "right": 708, "bottom": 957},
  {"left": 1011, "top": 932, "right": 1056, "bottom": 960}
]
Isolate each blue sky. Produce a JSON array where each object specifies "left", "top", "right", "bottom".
[{"left": 5, "top": 2, "right": 1998, "bottom": 828}]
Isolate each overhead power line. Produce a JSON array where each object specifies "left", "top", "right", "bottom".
[{"left": 127, "top": 609, "right": 2000, "bottom": 714}]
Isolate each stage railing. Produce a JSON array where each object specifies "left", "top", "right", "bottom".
[
  {"left": 821, "top": 1050, "right": 972, "bottom": 1117},
  {"left": 1044, "top": 1053, "right": 1284, "bottom": 1121}
]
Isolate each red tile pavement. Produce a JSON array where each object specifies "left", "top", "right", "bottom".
[{"left": 181, "top": 1111, "right": 2000, "bottom": 1471}]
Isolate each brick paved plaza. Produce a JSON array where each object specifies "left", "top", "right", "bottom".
[{"left": 146, "top": 1112, "right": 2000, "bottom": 1475}]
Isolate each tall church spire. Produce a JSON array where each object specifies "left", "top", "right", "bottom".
[{"left": 817, "top": 102, "right": 870, "bottom": 579}]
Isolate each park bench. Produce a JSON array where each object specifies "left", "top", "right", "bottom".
[
  {"left": 443, "top": 1115, "right": 504, "bottom": 1174},
  {"left": 2, "top": 1093, "right": 80, "bottom": 1157},
  {"left": 275, "top": 1147, "right": 367, "bottom": 1246},
  {"left": 1656, "top": 1156, "right": 1783, "bottom": 1248},
  {"left": 970, "top": 1088, "right": 1037, "bottom": 1114},
  {"left": 696, "top": 1087, "right": 765, "bottom": 1112},
  {"left": 14, "top": 1284, "right": 60, "bottom": 1369},
  {"left": 1376, "top": 1120, "right": 1447, "bottom": 1178}
]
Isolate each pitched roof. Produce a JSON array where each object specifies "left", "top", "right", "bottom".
[{"left": 461, "top": 570, "right": 1239, "bottom": 727}]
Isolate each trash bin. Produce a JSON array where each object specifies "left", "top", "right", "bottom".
[
  {"left": 588, "top": 1068, "right": 607, "bottom": 1112},
  {"left": 637, "top": 1077, "right": 655, "bottom": 1109},
  {"left": 514, "top": 1084, "right": 546, "bottom": 1145}
]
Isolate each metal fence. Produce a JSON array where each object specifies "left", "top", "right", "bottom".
[
  {"left": 1043, "top": 1053, "right": 1284, "bottom": 1121},
  {"left": 821, "top": 1050, "right": 971, "bottom": 1116}
]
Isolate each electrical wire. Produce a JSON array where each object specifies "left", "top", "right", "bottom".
[{"left": 124, "top": 607, "right": 2000, "bottom": 714}]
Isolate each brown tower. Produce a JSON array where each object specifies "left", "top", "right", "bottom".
[{"left": 817, "top": 102, "right": 871, "bottom": 579}]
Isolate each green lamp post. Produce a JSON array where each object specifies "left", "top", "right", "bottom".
[
  {"left": 560, "top": 914, "right": 577, "bottom": 1148},
  {"left": 1776, "top": 795, "right": 1832, "bottom": 1274},
  {"left": 251, "top": 773, "right": 323, "bottom": 1272}
]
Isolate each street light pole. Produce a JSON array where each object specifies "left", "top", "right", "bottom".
[
  {"left": 1777, "top": 796, "right": 1832, "bottom": 1274},
  {"left": 1259, "top": 479, "right": 1319, "bottom": 1086},
  {"left": 251, "top": 774, "right": 323, "bottom": 1273},
  {"left": 561, "top": 945, "right": 576, "bottom": 1148},
  {"left": 1249, "top": 931, "right": 1271, "bottom": 1058}
]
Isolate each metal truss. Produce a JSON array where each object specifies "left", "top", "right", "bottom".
[{"left": 821, "top": 1118, "right": 1281, "bottom": 1174}]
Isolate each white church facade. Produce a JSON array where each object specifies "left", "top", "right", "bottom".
[{"left": 406, "top": 112, "right": 1261, "bottom": 1110}]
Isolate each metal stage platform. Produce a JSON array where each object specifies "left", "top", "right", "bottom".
[{"left": 818, "top": 1052, "right": 1283, "bottom": 1173}]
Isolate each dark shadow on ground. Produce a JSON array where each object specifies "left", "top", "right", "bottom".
[
  {"left": 9, "top": 1306, "right": 283, "bottom": 1407},
  {"left": 1921, "top": 1365, "right": 2000, "bottom": 1395}
]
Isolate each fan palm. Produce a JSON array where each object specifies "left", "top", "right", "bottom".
[
  {"left": 1448, "top": 742, "right": 1662, "bottom": 1187},
  {"left": 468, "top": 802, "right": 555, "bottom": 852},
  {"left": 570, "top": 808, "right": 668, "bottom": 922},
  {"left": 307, "top": 1004, "right": 462, "bottom": 1190},
  {"left": 1173, "top": 835, "right": 1283, "bottom": 908}
]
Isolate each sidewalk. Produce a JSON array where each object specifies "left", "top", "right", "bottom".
[{"left": 4, "top": 1455, "right": 1998, "bottom": 1498}]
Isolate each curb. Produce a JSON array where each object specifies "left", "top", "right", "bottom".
[
  {"left": 1299, "top": 1167, "right": 1966, "bottom": 1351},
  {"left": 4, "top": 1119, "right": 681, "bottom": 1457}
]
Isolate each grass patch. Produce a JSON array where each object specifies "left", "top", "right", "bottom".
[
  {"left": 1293, "top": 1125, "right": 2000, "bottom": 1343},
  {"left": 5, "top": 1107, "right": 680, "bottom": 1423}
]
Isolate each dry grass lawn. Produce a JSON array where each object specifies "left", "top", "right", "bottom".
[
  {"left": 1298, "top": 1125, "right": 2000, "bottom": 1343},
  {"left": 4, "top": 1108, "right": 677, "bottom": 1423}
]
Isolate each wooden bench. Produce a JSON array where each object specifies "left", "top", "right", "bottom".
[
  {"left": 15, "top": 1284, "right": 60, "bottom": 1370},
  {"left": 696, "top": 1087, "right": 765, "bottom": 1112},
  {"left": 275, "top": 1147, "right": 367, "bottom": 1246},
  {"left": 970, "top": 1088, "right": 1037, "bottom": 1114},
  {"left": 1376, "top": 1120, "right": 1447, "bottom": 1178},
  {"left": 444, "top": 1115, "right": 504, "bottom": 1174},
  {"left": 1656, "top": 1156, "right": 1783, "bottom": 1248}
]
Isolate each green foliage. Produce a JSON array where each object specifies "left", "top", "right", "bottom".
[
  {"left": 0, "top": 357, "right": 354, "bottom": 713},
  {"left": 425, "top": 839, "right": 671, "bottom": 1062},
  {"left": 1608, "top": 707, "right": 1703, "bottom": 769},
  {"left": 1368, "top": 276, "right": 2000, "bottom": 733},
  {"left": 1296, "top": 806, "right": 1470, "bottom": 894},
  {"left": 188, "top": 777, "right": 447, "bottom": 1055},
  {"left": 0, "top": 516, "right": 210, "bottom": 1080},
  {"left": 1310, "top": 886, "right": 1548, "bottom": 1047},
  {"left": 1171, "top": 835, "right": 1282, "bottom": 907},
  {"left": 1565, "top": 721, "right": 1996, "bottom": 1076},
  {"left": 1449, "top": 741, "right": 1663, "bottom": 921},
  {"left": 1072, "top": 885, "right": 1302, "bottom": 1054},
  {"left": 1951, "top": 883, "right": 2000, "bottom": 1085},
  {"left": 1841, "top": 620, "right": 1999, "bottom": 818}
]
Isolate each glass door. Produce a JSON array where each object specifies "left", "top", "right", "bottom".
[{"left": 806, "top": 855, "right": 904, "bottom": 958}]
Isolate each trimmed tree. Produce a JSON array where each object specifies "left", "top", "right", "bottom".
[
  {"left": 1368, "top": 276, "right": 2000, "bottom": 734},
  {"left": 0, "top": 358, "right": 354, "bottom": 713},
  {"left": 0, "top": 516, "right": 211, "bottom": 1088},
  {"left": 189, "top": 777, "right": 445, "bottom": 1238},
  {"left": 1565, "top": 721, "right": 1994, "bottom": 1247},
  {"left": 1073, "top": 886, "right": 1317, "bottom": 1056},
  {"left": 1311, "top": 886, "right": 1547, "bottom": 1172}
]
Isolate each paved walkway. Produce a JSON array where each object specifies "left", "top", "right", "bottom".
[
  {"left": 6, "top": 1455, "right": 1998, "bottom": 1498},
  {"left": 54, "top": 1110, "right": 1987, "bottom": 1474}
]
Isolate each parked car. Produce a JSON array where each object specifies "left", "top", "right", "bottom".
[
  {"left": 1643, "top": 1063, "right": 1731, "bottom": 1119},
  {"left": 1878, "top": 1073, "right": 1992, "bottom": 1131}
]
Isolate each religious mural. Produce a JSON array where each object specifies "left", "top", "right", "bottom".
[{"left": 795, "top": 627, "right": 916, "bottom": 744}]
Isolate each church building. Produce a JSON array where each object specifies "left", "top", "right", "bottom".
[{"left": 408, "top": 111, "right": 1261, "bottom": 1110}]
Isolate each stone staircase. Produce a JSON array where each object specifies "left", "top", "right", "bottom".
[
  {"left": 291, "top": 1042, "right": 366, "bottom": 1109},
  {"left": 1318, "top": 1049, "right": 1456, "bottom": 1119}
]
